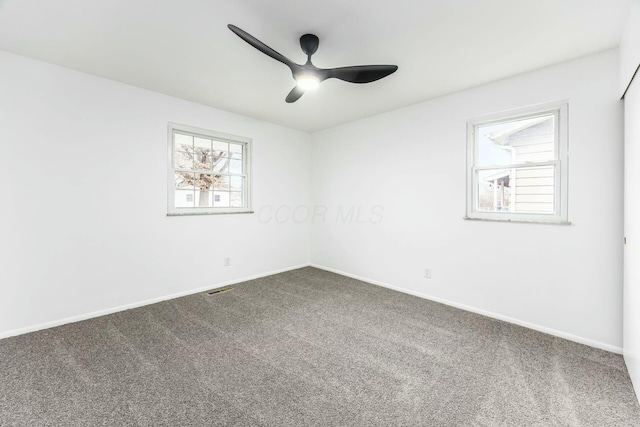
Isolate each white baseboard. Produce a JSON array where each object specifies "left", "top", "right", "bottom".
[
  {"left": 2, "top": 263, "right": 623, "bottom": 355},
  {"left": 310, "top": 263, "right": 623, "bottom": 354},
  {"left": 0, "top": 264, "right": 310, "bottom": 341}
]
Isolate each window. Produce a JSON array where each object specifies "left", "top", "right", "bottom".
[
  {"left": 466, "top": 101, "right": 568, "bottom": 223},
  {"left": 168, "top": 124, "right": 251, "bottom": 215}
]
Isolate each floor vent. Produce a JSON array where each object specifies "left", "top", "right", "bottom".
[{"left": 207, "top": 287, "right": 233, "bottom": 296}]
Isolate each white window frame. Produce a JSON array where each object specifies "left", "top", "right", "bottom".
[
  {"left": 167, "top": 123, "right": 252, "bottom": 216},
  {"left": 465, "top": 101, "right": 569, "bottom": 224}
]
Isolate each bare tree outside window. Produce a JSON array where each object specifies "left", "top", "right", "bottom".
[{"left": 175, "top": 141, "right": 231, "bottom": 207}]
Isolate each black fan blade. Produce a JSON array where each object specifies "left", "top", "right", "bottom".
[
  {"left": 327, "top": 65, "right": 398, "bottom": 83},
  {"left": 228, "top": 24, "right": 297, "bottom": 70},
  {"left": 285, "top": 86, "right": 305, "bottom": 103}
]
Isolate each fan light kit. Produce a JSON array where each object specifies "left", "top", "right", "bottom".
[
  {"left": 297, "top": 75, "right": 320, "bottom": 91},
  {"left": 228, "top": 25, "right": 398, "bottom": 103}
]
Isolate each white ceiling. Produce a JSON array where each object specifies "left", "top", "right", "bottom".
[{"left": 0, "top": 0, "right": 630, "bottom": 132}]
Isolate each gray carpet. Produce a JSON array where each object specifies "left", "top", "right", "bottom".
[{"left": 1, "top": 267, "right": 639, "bottom": 426}]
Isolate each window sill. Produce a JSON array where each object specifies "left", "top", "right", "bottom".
[
  {"left": 167, "top": 211, "right": 254, "bottom": 217},
  {"left": 463, "top": 216, "right": 571, "bottom": 226}
]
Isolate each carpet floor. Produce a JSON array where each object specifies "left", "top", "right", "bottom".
[{"left": 0, "top": 267, "right": 639, "bottom": 426}]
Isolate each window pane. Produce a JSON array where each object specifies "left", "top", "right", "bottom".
[
  {"left": 477, "top": 169, "right": 512, "bottom": 212},
  {"left": 513, "top": 166, "right": 556, "bottom": 213},
  {"left": 477, "top": 114, "right": 555, "bottom": 167},
  {"left": 213, "top": 155, "right": 229, "bottom": 173},
  {"left": 193, "top": 173, "right": 215, "bottom": 191},
  {"left": 193, "top": 190, "right": 212, "bottom": 208},
  {"left": 213, "top": 140, "right": 229, "bottom": 156},
  {"left": 213, "top": 191, "right": 230, "bottom": 207},
  {"left": 230, "top": 192, "right": 243, "bottom": 207},
  {"left": 229, "top": 143, "right": 243, "bottom": 160},
  {"left": 175, "top": 190, "right": 195, "bottom": 208},
  {"left": 229, "top": 159, "right": 243, "bottom": 174},
  {"left": 175, "top": 172, "right": 195, "bottom": 189},
  {"left": 213, "top": 175, "right": 229, "bottom": 190},
  {"left": 194, "top": 137, "right": 211, "bottom": 151},
  {"left": 193, "top": 137, "right": 213, "bottom": 170},
  {"left": 175, "top": 133, "right": 193, "bottom": 152},
  {"left": 192, "top": 151, "right": 212, "bottom": 171},
  {"left": 230, "top": 176, "right": 243, "bottom": 191},
  {"left": 174, "top": 150, "right": 193, "bottom": 169},
  {"left": 477, "top": 166, "right": 555, "bottom": 214}
]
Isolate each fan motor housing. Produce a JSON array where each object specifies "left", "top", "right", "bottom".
[{"left": 300, "top": 34, "right": 319, "bottom": 57}]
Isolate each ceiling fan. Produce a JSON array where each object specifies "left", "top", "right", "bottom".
[{"left": 228, "top": 24, "right": 398, "bottom": 103}]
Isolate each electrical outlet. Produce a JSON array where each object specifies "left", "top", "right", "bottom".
[
  {"left": 224, "top": 257, "right": 231, "bottom": 267},
  {"left": 424, "top": 268, "right": 431, "bottom": 279}
]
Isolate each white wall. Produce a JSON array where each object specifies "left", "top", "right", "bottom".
[
  {"left": 624, "top": 76, "right": 640, "bottom": 401},
  {"left": 0, "top": 50, "right": 311, "bottom": 338},
  {"left": 622, "top": 0, "right": 640, "bottom": 401},
  {"left": 311, "top": 49, "right": 623, "bottom": 352}
]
